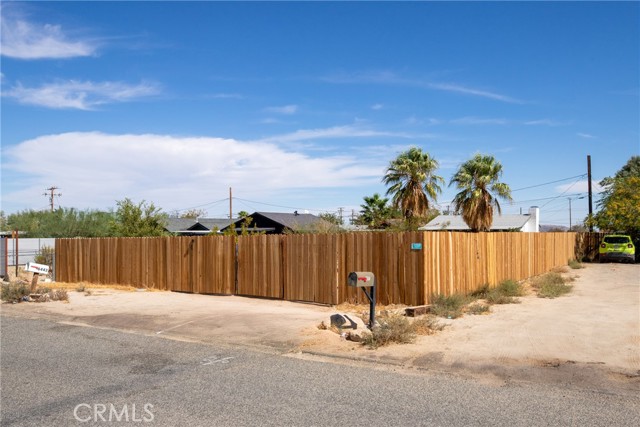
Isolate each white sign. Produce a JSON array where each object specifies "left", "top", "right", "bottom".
[{"left": 25, "top": 262, "right": 50, "bottom": 274}]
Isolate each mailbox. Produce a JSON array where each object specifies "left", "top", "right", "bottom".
[
  {"left": 348, "top": 271, "right": 375, "bottom": 288},
  {"left": 25, "top": 262, "right": 50, "bottom": 275},
  {"left": 347, "top": 271, "right": 376, "bottom": 328}
]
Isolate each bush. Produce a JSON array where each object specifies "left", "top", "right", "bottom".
[
  {"left": 495, "top": 279, "right": 524, "bottom": 297},
  {"left": 532, "top": 273, "right": 573, "bottom": 298},
  {"left": 360, "top": 313, "right": 416, "bottom": 349},
  {"left": 486, "top": 292, "right": 519, "bottom": 305},
  {"left": 34, "top": 245, "right": 54, "bottom": 267},
  {"left": 466, "top": 303, "right": 491, "bottom": 315},
  {"left": 470, "top": 284, "right": 490, "bottom": 299},
  {"left": 430, "top": 294, "right": 468, "bottom": 319},
  {"left": 412, "top": 315, "right": 445, "bottom": 335},
  {"left": 1, "top": 282, "right": 30, "bottom": 302},
  {"left": 568, "top": 259, "right": 583, "bottom": 269}
]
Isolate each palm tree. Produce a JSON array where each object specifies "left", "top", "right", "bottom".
[
  {"left": 358, "top": 193, "right": 392, "bottom": 228},
  {"left": 382, "top": 147, "right": 444, "bottom": 220},
  {"left": 450, "top": 154, "right": 512, "bottom": 231}
]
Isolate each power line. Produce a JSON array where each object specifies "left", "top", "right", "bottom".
[{"left": 511, "top": 174, "right": 587, "bottom": 192}]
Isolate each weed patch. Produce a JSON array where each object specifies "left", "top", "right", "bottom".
[
  {"left": 531, "top": 272, "right": 573, "bottom": 298},
  {"left": 430, "top": 294, "right": 468, "bottom": 319},
  {"left": 412, "top": 315, "right": 445, "bottom": 335},
  {"left": 361, "top": 313, "right": 416, "bottom": 349},
  {"left": 466, "top": 303, "right": 491, "bottom": 314},
  {"left": 568, "top": 259, "right": 583, "bottom": 269},
  {"left": 1, "top": 282, "right": 30, "bottom": 302}
]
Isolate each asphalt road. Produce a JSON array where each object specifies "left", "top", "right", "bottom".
[{"left": 1, "top": 316, "right": 638, "bottom": 427}]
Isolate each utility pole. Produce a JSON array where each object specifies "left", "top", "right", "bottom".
[
  {"left": 43, "top": 187, "right": 62, "bottom": 211},
  {"left": 568, "top": 197, "right": 573, "bottom": 231},
  {"left": 229, "top": 187, "right": 233, "bottom": 219},
  {"left": 337, "top": 207, "right": 344, "bottom": 224},
  {"left": 587, "top": 155, "right": 593, "bottom": 231}
]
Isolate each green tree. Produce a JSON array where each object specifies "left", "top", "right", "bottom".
[
  {"left": 356, "top": 193, "right": 392, "bottom": 228},
  {"left": 110, "top": 198, "right": 167, "bottom": 237},
  {"left": 592, "top": 157, "right": 640, "bottom": 238},
  {"left": 450, "top": 154, "right": 512, "bottom": 232},
  {"left": 382, "top": 147, "right": 444, "bottom": 220},
  {"left": 237, "top": 211, "right": 250, "bottom": 218},
  {"left": 7, "top": 208, "right": 114, "bottom": 237},
  {"left": 319, "top": 212, "right": 344, "bottom": 226},
  {"left": 180, "top": 209, "right": 207, "bottom": 219}
]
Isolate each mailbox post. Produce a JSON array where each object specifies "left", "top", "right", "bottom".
[{"left": 347, "top": 271, "right": 376, "bottom": 329}]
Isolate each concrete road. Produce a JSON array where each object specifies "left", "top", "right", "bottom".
[{"left": 1, "top": 316, "right": 638, "bottom": 427}]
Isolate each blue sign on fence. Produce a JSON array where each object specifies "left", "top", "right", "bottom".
[{"left": 411, "top": 243, "right": 423, "bottom": 251}]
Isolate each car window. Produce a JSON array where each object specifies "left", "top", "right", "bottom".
[{"left": 603, "top": 236, "right": 631, "bottom": 244}]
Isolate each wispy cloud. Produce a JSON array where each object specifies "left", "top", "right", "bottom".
[
  {"left": 524, "top": 119, "right": 566, "bottom": 126},
  {"left": 577, "top": 132, "right": 596, "bottom": 139},
  {"left": 322, "top": 70, "right": 522, "bottom": 104},
  {"left": 208, "top": 93, "right": 243, "bottom": 99},
  {"left": 404, "top": 116, "right": 442, "bottom": 126},
  {"left": 427, "top": 82, "right": 522, "bottom": 104},
  {"left": 370, "top": 103, "right": 384, "bottom": 110},
  {"left": 0, "top": 10, "right": 98, "bottom": 59},
  {"left": 264, "top": 104, "right": 298, "bottom": 115},
  {"left": 2, "top": 132, "right": 387, "bottom": 210},
  {"left": 450, "top": 116, "right": 508, "bottom": 125},
  {"left": 4, "top": 80, "right": 160, "bottom": 110},
  {"left": 253, "top": 124, "right": 425, "bottom": 144}
]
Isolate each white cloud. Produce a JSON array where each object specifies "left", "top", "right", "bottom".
[
  {"left": 264, "top": 104, "right": 298, "bottom": 114},
  {"left": 370, "top": 103, "right": 384, "bottom": 110},
  {"left": 322, "top": 70, "right": 522, "bottom": 103},
  {"left": 0, "top": 11, "right": 98, "bottom": 59},
  {"left": 4, "top": 80, "right": 160, "bottom": 110},
  {"left": 209, "top": 93, "right": 243, "bottom": 99},
  {"left": 253, "top": 124, "right": 423, "bottom": 144},
  {"left": 427, "top": 82, "right": 522, "bottom": 104},
  {"left": 2, "top": 131, "right": 387, "bottom": 211},
  {"left": 577, "top": 132, "right": 596, "bottom": 139},
  {"left": 524, "top": 119, "right": 566, "bottom": 126}
]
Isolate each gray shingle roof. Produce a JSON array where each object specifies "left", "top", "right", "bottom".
[
  {"left": 192, "top": 218, "right": 236, "bottom": 231},
  {"left": 420, "top": 214, "right": 532, "bottom": 231},
  {"left": 165, "top": 218, "right": 198, "bottom": 233},
  {"left": 254, "top": 212, "right": 327, "bottom": 230}
]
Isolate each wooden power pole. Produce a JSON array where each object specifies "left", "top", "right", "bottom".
[
  {"left": 587, "top": 155, "right": 593, "bottom": 231},
  {"left": 43, "top": 187, "right": 62, "bottom": 211}
]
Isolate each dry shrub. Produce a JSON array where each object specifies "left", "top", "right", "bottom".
[
  {"left": 360, "top": 313, "right": 415, "bottom": 349},
  {"left": 466, "top": 303, "right": 491, "bottom": 315},
  {"left": 1, "top": 281, "right": 30, "bottom": 302},
  {"left": 412, "top": 315, "right": 445, "bottom": 335},
  {"left": 430, "top": 294, "right": 468, "bottom": 319},
  {"left": 531, "top": 272, "right": 573, "bottom": 299}
]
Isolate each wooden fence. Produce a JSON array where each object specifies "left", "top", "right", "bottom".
[{"left": 56, "top": 231, "right": 588, "bottom": 306}]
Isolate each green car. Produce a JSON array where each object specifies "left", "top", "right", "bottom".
[{"left": 599, "top": 235, "right": 635, "bottom": 263}]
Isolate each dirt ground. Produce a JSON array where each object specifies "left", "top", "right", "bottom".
[{"left": 2, "top": 263, "right": 639, "bottom": 391}]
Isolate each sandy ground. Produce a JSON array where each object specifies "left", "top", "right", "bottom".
[{"left": 2, "top": 263, "right": 639, "bottom": 390}]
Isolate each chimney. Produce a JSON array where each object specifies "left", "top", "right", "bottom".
[{"left": 529, "top": 206, "right": 540, "bottom": 232}]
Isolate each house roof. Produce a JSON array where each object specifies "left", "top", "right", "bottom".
[
  {"left": 166, "top": 217, "right": 236, "bottom": 234},
  {"left": 190, "top": 218, "right": 236, "bottom": 232},
  {"left": 254, "top": 212, "right": 326, "bottom": 230},
  {"left": 165, "top": 218, "right": 198, "bottom": 233},
  {"left": 420, "top": 214, "right": 532, "bottom": 231},
  {"left": 224, "top": 211, "right": 330, "bottom": 232}
]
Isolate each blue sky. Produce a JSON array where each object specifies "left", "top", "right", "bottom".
[{"left": 1, "top": 1, "right": 638, "bottom": 227}]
